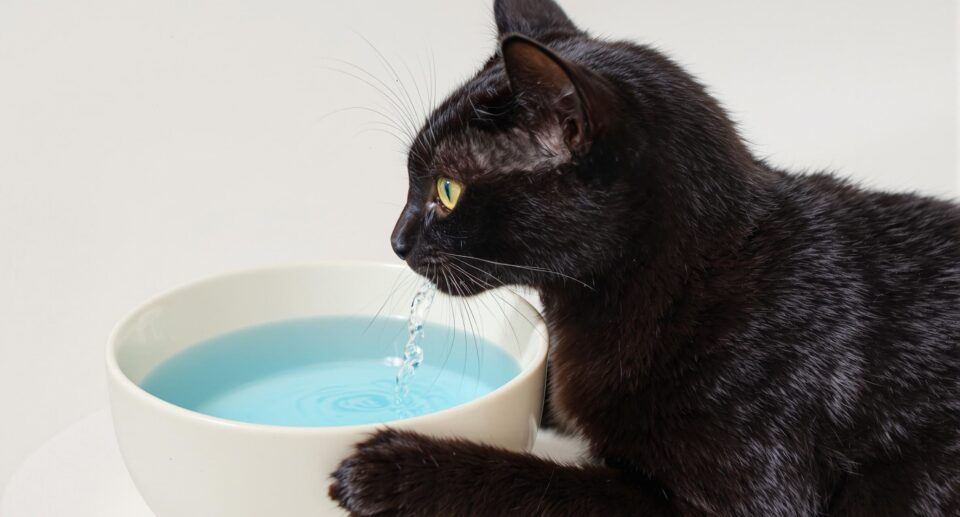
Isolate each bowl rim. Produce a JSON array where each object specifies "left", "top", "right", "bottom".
[{"left": 105, "top": 260, "right": 548, "bottom": 435}]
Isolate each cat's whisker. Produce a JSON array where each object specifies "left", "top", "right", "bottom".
[
  {"left": 446, "top": 262, "right": 523, "bottom": 355},
  {"left": 317, "top": 54, "right": 421, "bottom": 137},
  {"left": 460, "top": 290, "right": 484, "bottom": 393},
  {"left": 398, "top": 55, "right": 431, "bottom": 128},
  {"left": 388, "top": 272, "right": 423, "bottom": 354},
  {"left": 350, "top": 32, "right": 424, "bottom": 142},
  {"left": 363, "top": 269, "right": 417, "bottom": 361},
  {"left": 447, "top": 261, "right": 494, "bottom": 292},
  {"left": 363, "top": 267, "right": 408, "bottom": 337},
  {"left": 312, "top": 105, "right": 408, "bottom": 135},
  {"left": 351, "top": 127, "right": 412, "bottom": 151},
  {"left": 488, "top": 290, "right": 547, "bottom": 340},
  {"left": 448, "top": 258, "right": 547, "bottom": 340},
  {"left": 429, "top": 47, "right": 438, "bottom": 120},
  {"left": 480, "top": 290, "right": 524, "bottom": 355},
  {"left": 446, "top": 271, "right": 471, "bottom": 392},
  {"left": 355, "top": 120, "right": 410, "bottom": 145},
  {"left": 447, "top": 267, "right": 483, "bottom": 392},
  {"left": 467, "top": 95, "right": 482, "bottom": 124},
  {"left": 447, "top": 257, "right": 499, "bottom": 286},
  {"left": 315, "top": 64, "right": 418, "bottom": 141},
  {"left": 444, "top": 262, "right": 488, "bottom": 389},
  {"left": 440, "top": 251, "right": 594, "bottom": 290},
  {"left": 360, "top": 117, "right": 410, "bottom": 135},
  {"left": 415, "top": 51, "right": 439, "bottom": 142},
  {"left": 427, "top": 265, "right": 463, "bottom": 392}
]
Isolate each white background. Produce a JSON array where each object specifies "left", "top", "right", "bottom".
[{"left": 0, "top": 0, "right": 956, "bottom": 496}]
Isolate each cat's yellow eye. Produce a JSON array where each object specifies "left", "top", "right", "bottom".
[{"left": 436, "top": 177, "right": 463, "bottom": 210}]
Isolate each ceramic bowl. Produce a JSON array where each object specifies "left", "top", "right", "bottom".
[{"left": 106, "top": 262, "right": 547, "bottom": 517}]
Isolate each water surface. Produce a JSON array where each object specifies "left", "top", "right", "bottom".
[{"left": 141, "top": 315, "right": 520, "bottom": 427}]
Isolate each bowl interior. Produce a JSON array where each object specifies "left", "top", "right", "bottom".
[{"left": 110, "top": 263, "right": 546, "bottom": 414}]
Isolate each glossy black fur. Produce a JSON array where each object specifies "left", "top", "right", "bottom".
[{"left": 330, "top": 1, "right": 960, "bottom": 515}]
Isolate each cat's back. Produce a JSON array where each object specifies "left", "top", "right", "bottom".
[
  {"left": 719, "top": 170, "right": 960, "bottom": 468},
  {"left": 773, "top": 171, "right": 960, "bottom": 297},
  {"left": 747, "top": 169, "right": 960, "bottom": 410},
  {"left": 752, "top": 171, "right": 959, "bottom": 341},
  {"left": 775, "top": 170, "right": 960, "bottom": 356}
]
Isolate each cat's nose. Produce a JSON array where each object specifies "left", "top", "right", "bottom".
[
  {"left": 390, "top": 206, "right": 419, "bottom": 260},
  {"left": 391, "top": 234, "right": 411, "bottom": 260}
]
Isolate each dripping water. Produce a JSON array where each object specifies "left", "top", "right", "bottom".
[{"left": 395, "top": 280, "right": 437, "bottom": 412}]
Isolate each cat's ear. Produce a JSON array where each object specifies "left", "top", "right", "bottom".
[
  {"left": 501, "top": 34, "right": 612, "bottom": 155},
  {"left": 494, "top": 0, "right": 579, "bottom": 40}
]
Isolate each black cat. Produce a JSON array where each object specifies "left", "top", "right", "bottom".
[{"left": 330, "top": 0, "right": 960, "bottom": 514}]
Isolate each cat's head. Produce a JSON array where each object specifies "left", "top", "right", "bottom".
[{"left": 391, "top": 0, "right": 752, "bottom": 296}]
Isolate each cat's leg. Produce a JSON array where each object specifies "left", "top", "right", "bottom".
[
  {"left": 328, "top": 429, "right": 670, "bottom": 516},
  {"left": 829, "top": 445, "right": 960, "bottom": 517}
]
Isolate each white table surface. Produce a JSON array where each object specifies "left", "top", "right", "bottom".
[{"left": 1, "top": 408, "right": 589, "bottom": 517}]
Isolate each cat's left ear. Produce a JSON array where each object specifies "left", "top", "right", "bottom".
[
  {"left": 494, "top": 0, "right": 579, "bottom": 41},
  {"left": 501, "top": 34, "right": 614, "bottom": 155}
]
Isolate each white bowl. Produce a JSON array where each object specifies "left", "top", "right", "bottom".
[{"left": 106, "top": 262, "right": 547, "bottom": 517}]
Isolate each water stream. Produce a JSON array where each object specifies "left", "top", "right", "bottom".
[{"left": 395, "top": 280, "right": 437, "bottom": 410}]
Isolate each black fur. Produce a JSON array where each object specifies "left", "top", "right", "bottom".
[{"left": 331, "top": 1, "right": 960, "bottom": 515}]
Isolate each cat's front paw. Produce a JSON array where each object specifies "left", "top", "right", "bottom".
[{"left": 329, "top": 429, "right": 435, "bottom": 516}]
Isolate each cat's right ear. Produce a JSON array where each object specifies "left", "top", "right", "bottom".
[{"left": 501, "top": 34, "right": 614, "bottom": 156}]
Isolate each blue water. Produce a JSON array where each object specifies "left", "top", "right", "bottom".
[{"left": 140, "top": 316, "right": 520, "bottom": 427}]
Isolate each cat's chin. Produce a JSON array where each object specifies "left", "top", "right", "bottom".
[
  {"left": 429, "top": 272, "right": 490, "bottom": 298},
  {"left": 407, "top": 263, "right": 484, "bottom": 297}
]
